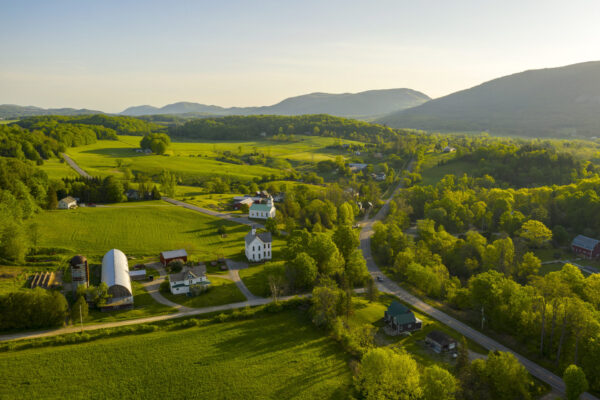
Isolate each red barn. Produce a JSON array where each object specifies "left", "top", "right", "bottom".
[
  {"left": 160, "top": 249, "right": 188, "bottom": 267},
  {"left": 571, "top": 235, "right": 600, "bottom": 259}
]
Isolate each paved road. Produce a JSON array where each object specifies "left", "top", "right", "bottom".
[
  {"left": 541, "top": 259, "right": 598, "bottom": 275},
  {"left": 359, "top": 168, "right": 597, "bottom": 400},
  {"left": 61, "top": 152, "right": 91, "bottom": 178},
  {"left": 162, "top": 197, "right": 264, "bottom": 229}
]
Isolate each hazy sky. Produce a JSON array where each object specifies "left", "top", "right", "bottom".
[{"left": 1, "top": 0, "right": 598, "bottom": 112}]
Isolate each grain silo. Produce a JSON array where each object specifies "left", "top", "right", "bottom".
[{"left": 70, "top": 255, "right": 89, "bottom": 292}]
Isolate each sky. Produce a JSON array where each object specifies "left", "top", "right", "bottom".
[{"left": 0, "top": 0, "right": 599, "bottom": 113}]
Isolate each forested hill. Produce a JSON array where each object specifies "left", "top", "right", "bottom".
[
  {"left": 122, "top": 88, "right": 430, "bottom": 120},
  {"left": 0, "top": 105, "right": 103, "bottom": 119},
  {"left": 378, "top": 61, "right": 600, "bottom": 138},
  {"left": 168, "top": 114, "right": 415, "bottom": 142}
]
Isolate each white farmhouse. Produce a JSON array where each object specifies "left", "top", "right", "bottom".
[
  {"left": 168, "top": 265, "right": 210, "bottom": 295},
  {"left": 245, "top": 226, "right": 272, "bottom": 262},
  {"left": 58, "top": 196, "right": 77, "bottom": 209},
  {"left": 249, "top": 197, "right": 276, "bottom": 220}
]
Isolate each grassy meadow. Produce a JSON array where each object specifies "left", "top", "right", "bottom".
[
  {"left": 63, "top": 135, "right": 356, "bottom": 180},
  {"left": 0, "top": 311, "right": 352, "bottom": 399},
  {"left": 37, "top": 158, "right": 79, "bottom": 179},
  {"left": 32, "top": 203, "right": 250, "bottom": 260}
]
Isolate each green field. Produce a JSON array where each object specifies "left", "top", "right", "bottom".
[
  {"left": 161, "top": 276, "right": 246, "bottom": 308},
  {"left": 0, "top": 311, "right": 352, "bottom": 399},
  {"left": 32, "top": 203, "right": 250, "bottom": 259},
  {"left": 239, "top": 262, "right": 280, "bottom": 297},
  {"left": 37, "top": 158, "right": 79, "bottom": 179},
  {"left": 0, "top": 119, "right": 17, "bottom": 125},
  {"left": 64, "top": 135, "right": 356, "bottom": 180}
]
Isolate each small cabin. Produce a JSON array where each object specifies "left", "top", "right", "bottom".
[{"left": 425, "top": 330, "right": 457, "bottom": 353}]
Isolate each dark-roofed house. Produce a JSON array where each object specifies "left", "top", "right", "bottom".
[
  {"left": 425, "top": 330, "right": 457, "bottom": 353},
  {"left": 168, "top": 265, "right": 210, "bottom": 295},
  {"left": 384, "top": 301, "right": 422, "bottom": 335},
  {"left": 245, "top": 226, "right": 272, "bottom": 262},
  {"left": 160, "top": 249, "right": 188, "bottom": 267},
  {"left": 571, "top": 235, "right": 600, "bottom": 259}
]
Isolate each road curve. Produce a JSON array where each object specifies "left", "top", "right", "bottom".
[
  {"left": 359, "top": 167, "right": 598, "bottom": 400},
  {"left": 61, "top": 153, "right": 91, "bottom": 178}
]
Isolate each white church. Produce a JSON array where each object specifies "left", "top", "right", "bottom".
[
  {"left": 248, "top": 197, "right": 276, "bottom": 220},
  {"left": 244, "top": 226, "right": 273, "bottom": 262}
]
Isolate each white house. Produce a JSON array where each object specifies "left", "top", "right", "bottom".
[
  {"left": 58, "top": 196, "right": 77, "bottom": 209},
  {"left": 249, "top": 197, "right": 276, "bottom": 219},
  {"left": 443, "top": 146, "right": 456, "bottom": 153},
  {"left": 245, "top": 226, "right": 272, "bottom": 262},
  {"left": 348, "top": 163, "right": 368, "bottom": 172},
  {"left": 168, "top": 265, "right": 210, "bottom": 295}
]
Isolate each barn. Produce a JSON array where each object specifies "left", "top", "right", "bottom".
[
  {"left": 101, "top": 249, "right": 134, "bottom": 310},
  {"left": 160, "top": 249, "right": 188, "bottom": 267},
  {"left": 571, "top": 235, "right": 600, "bottom": 259}
]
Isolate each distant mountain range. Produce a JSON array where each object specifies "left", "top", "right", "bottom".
[
  {"left": 378, "top": 61, "right": 600, "bottom": 138},
  {"left": 0, "top": 105, "right": 103, "bottom": 119},
  {"left": 120, "top": 88, "right": 431, "bottom": 120}
]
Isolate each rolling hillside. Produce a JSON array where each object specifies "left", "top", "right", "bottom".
[
  {"left": 378, "top": 61, "right": 600, "bottom": 138},
  {"left": 121, "top": 88, "right": 430, "bottom": 119},
  {"left": 0, "top": 105, "right": 103, "bottom": 119}
]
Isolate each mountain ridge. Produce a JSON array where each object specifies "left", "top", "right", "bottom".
[{"left": 377, "top": 61, "right": 600, "bottom": 137}]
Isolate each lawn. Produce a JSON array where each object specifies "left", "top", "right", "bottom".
[
  {"left": 239, "top": 262, "right": 284, "bottom": 298},
  {"left": 161, "top": 276, "right": 246, "bottom": 308},
  {"left": 37, "top": 158, "right": 79, "bottom": 180},
  {"left": 64, "top": 135, "right": 358, "bottom": 180},
  {"left": 86, "top": 281, "right": 176, "bottom": 324},
  {"left": 0, "top": 311, "right": 352, "bottom": 399},
  {"left": 32, "top": 203, "right": 249, "bottom": 259},
  {"left": 419, "top": 151, "right": 472, "bottom": 186}
]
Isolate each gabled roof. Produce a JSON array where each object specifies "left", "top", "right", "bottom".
[
  {"left": 161, "top": 249, "right": 188, "bottom": 260},
  {"left": 169, "top": 265, "right": 207, "bottom": 283},
  {"left": 426, "top": 330, "right": 456, "bottom": 346},
  {"left": 572, "top": 235, "right": 600, "bottom": 251},
  {"left": 245, "top": 230, "right": 272, "bottom": 245},
  {"left": 386, "top": 301, "right": 417, "bottom": 325},
  {"left": 250, "top": 203, "right": 274, "bottom": 212},
  {"left": 60, "top": 196, "right": 77, "bottom": 203}
]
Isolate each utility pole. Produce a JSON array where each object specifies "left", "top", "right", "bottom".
[
  {"left": 481, "top": 306, "right": 485, "bottom": 330},
  {"left": 79, "top": 303, "right": 84, "bottom": 333}
]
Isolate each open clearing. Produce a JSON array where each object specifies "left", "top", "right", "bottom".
[
  {"left": 0, "top": 311, "right": 352, "bottom": 399},
  {"left": 32, "top": 203, "right": 250, "bottom": 260},
  {"left": 64, "top": 135, "right": 357, "bottom": 179},
  {"left": 37, "top": 158, "right": 79, "bottom": 180}
]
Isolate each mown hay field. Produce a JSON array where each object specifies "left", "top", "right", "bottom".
[
  {"left": 33, "top": 203, "right": 249, "bottom": 260},
  {"left": 0, "top": 311, "right": 352, "bottom": 399}
]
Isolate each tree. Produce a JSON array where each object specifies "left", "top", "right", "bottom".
[
  {"left": 102, "top": 176, "right": 125, "bottom": 203},
  {"left": 519, "top": 220, "right": 552, "bottom": 247},
  {"left": 151, "top": 185, "right": 161, "bottom": 200},
  {"left": 345, "top": 249, "right": 369, "bottom": 287},
  {"left": 484, "top": 351, "right": 532, "bottom": 400},
  {"left": 366, "top": 277, "right": 379, "bottom": 302},
  {"left": 285, "top": 252, "right": 318, "bottom": 291},
  {"left": 140, "top": 132, "right": 171, "bottom": 155},
  {"left": 70, "top": 295, "right": 89, "bottom": 324},
  {"left": 456, "top": 336, "right": 470, "bottom": 374},
  {"left": 515, "top": 252, "right": 541, "bottom": 282},
  {"left": 46, "top": 187, "right": 58, "bottom": 209},
  {"left": 356, "top": 348, "right": 422, "bottom": 400},
  {"left": 332, "top": 224, "right": 360, "bottom": 262},
  {"left": 0, "top": 222, "right": 29, "bottom": 263},
  {"left": 268, "top": 273, "right": 285, "bottom": 302},
  {"left": 422, "top": 365, "right": 457, "bottom": 400},
  {"left": 265, "top": 218, "right": 278, "bottom": 235},
  {"left": 159, "top": 170, "right": 177, "bottom": 197},
  {"left": 564, "top": 364, "right": 588, "bottom": 400},
  {"left": 311, "top": 284, "right": 344, "bottom": 328}
]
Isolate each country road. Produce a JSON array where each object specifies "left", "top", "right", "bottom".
[
  {"left": 162, "top": 197, "right": 264, "bottom": 229},
  {"left": 359, "top": 166, "right": 597, "bottom": 400},
  {"left": 61, "top": 152, "right": 91, "bottom": 178}
]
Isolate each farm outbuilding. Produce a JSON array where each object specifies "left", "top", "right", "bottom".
[
  {"left": 160, "top": 249, "right": 188, "bottom": 267},
  {"left": 101, "top": 249, "right": 133, "bottom": 310},
  {"left": 58, "top": 196, "right": 77, "bottom": 209},
  {"left": 571, "top": 235, "right": 600, "bottom": 259},
  {"left": 425, "top": 330, "right": 457, "bottom": 353},
  {"left": 70, "top": 255, "right": 89, "bottom": 292}
]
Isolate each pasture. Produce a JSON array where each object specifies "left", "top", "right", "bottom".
[
  {"left": 32, "top": 203, "right": 250, "bottom": 260},
  {"left": 37, "top": 158, "right": 79, "bottom": 179},
  {"left": 0, "top": 311, "right": 352, "bottom": 399},
  {"left": 64, "top": 135, "right": 357, "bottom": 180}
]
